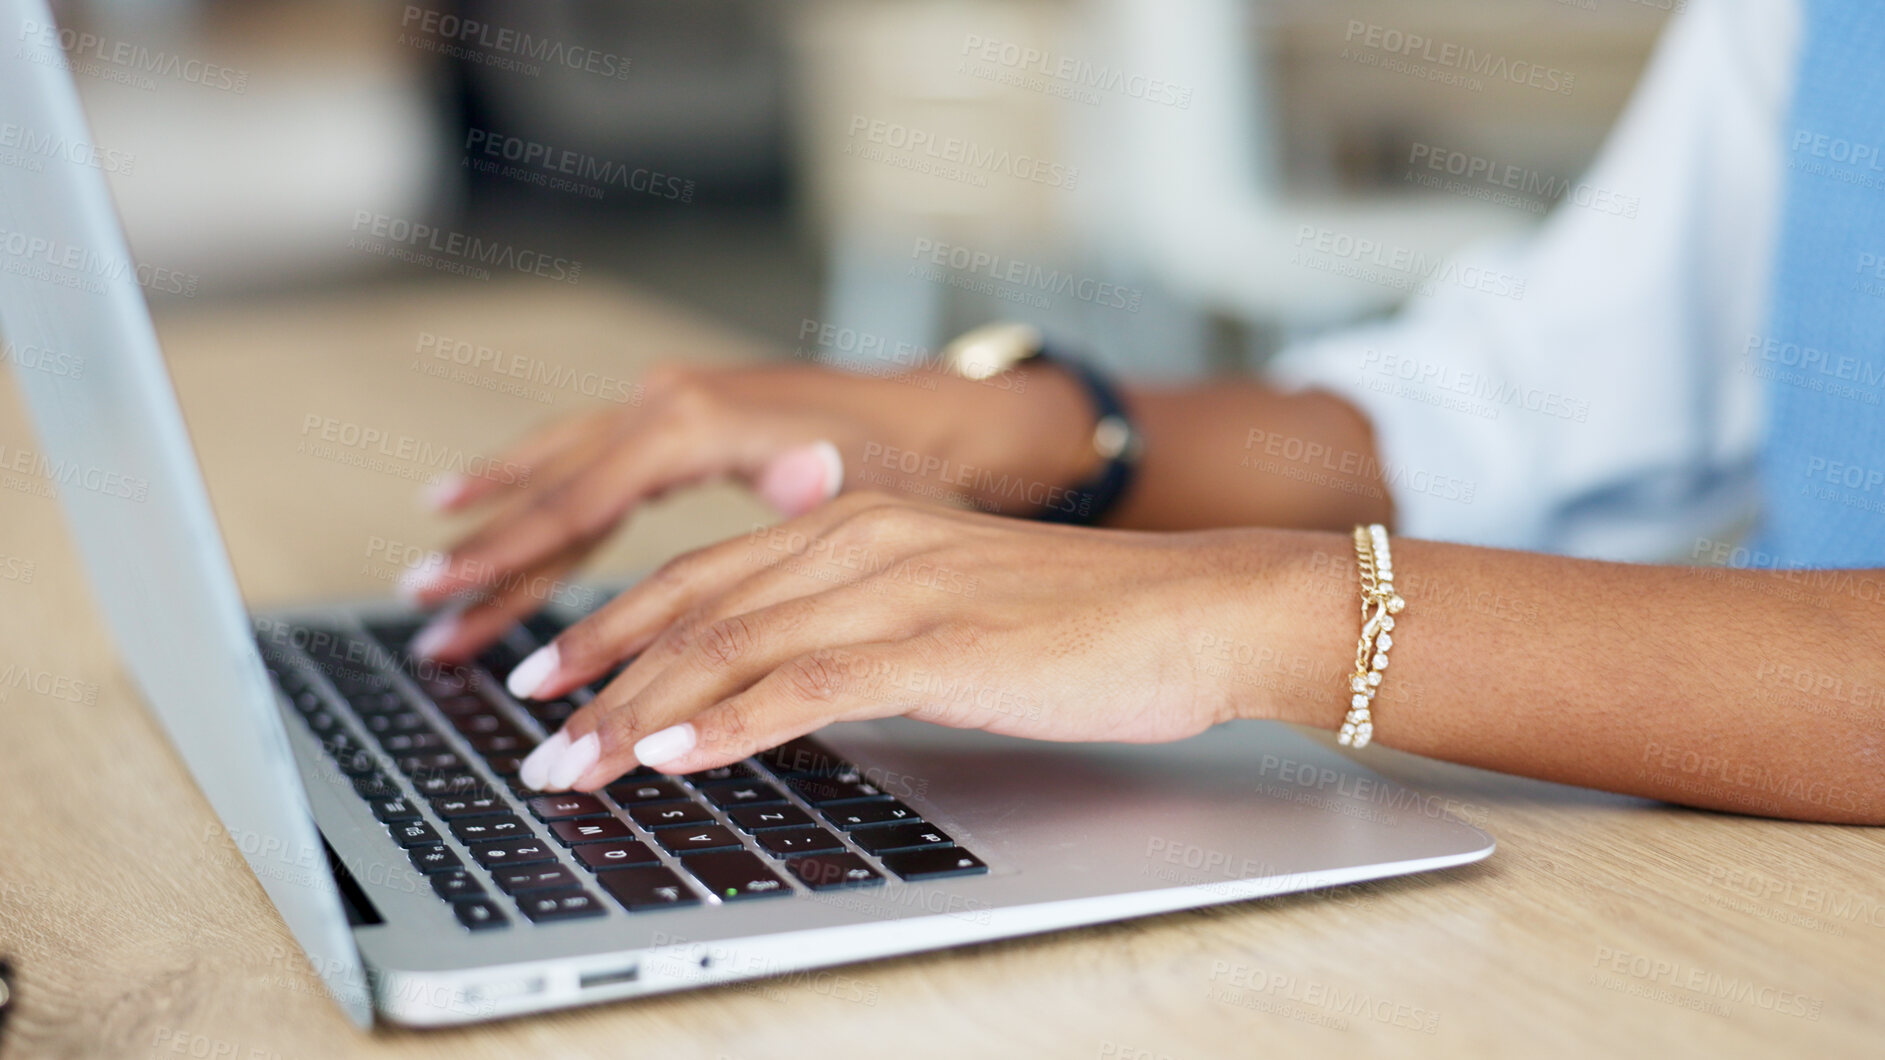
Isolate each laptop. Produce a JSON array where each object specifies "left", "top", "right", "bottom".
[{"left": 0, "top": 0, "right": 1492, "bottom": 1027}]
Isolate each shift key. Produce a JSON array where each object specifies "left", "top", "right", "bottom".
[{"left": 682, "top": 851, "right": 793, "bottom": 901}]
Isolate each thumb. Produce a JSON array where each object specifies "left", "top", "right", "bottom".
[{"left": 755, "top": 440, "right": 845, "bottom": 516}]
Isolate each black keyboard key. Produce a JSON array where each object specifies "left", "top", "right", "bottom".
[
  {"left": 469, "top": 733, "right": 529, "bottom": 756},
  {"left": 785, "top": 775, "right": 889, "bottom": 805},
  {"left": 517, "top": 888, "right": 607, "bottom": 922},
  {"left": 880, "top": 846, "right": 988, "bottom": 881},
  {"left": 389, "top": 820, "right": 442, "bottom": 847},
  {"left": 468, "top": 837, "right": 557, "bottom": 868},
  {"left": 785, "top": 853, "right": 885, "bottom": 891},
  {"left": 434, "top": 693, "right": 488, "bottom": 718},
  {"left": 449, "top": 711, "right": 515, "bottom": 736},
  {"left": 550, "top": 818, "right": 636, "bottom": 845},
  {"left": 850, "top": 822, "right": 955, "bottom": 855},
  {"left": 656, "top": 826, "right": 743, "bottom": 855},
  {"left": 364, "top": 710, "right": 432, "bottom": 736},
  {"left": 378, "top": 731, "right": 447, "bottom": 755},
  {"left": 527, "top": 699, "right": 578, "bottom": 727},
  {"left": 328, "top": 743, "right": 381, "bottom": 778},
  {"left": 629, "top": 802, "right": 715, "bottom": 830},
  {"left": 430, "top": 869, "right": 482, "bottom": 899},
  {"left": 526, "top": 794, "right": 609, "bottom": 820},
  {"left": 699, "top": 782, "right": 788, "bottom": 809},
  {"left": 486, "top": 754, "right": 525, "bottom": 777},
  {"left": 397, "top": 752, "right": 465, "bottom": 775},
  {"left": 491, "top": 864, "right": 581, "bottom": 894},
  {"left": 726, "top": 804, "right": 815, "bottom": 832},
  {"left": 449, "top": 815, "right": 531, "bottom": 844},
  {"left": 430, "top": 794, "right": 506, "bottom": 818},
  {"left": 409, "top": 844, "right": 464, "bottom": 874},
  {"left": 754, "top": 827, "right": 844, "bottom": 857},
  {"left": 596, "top": 866, "right": 698, "bottom": 911},
  {"left": 352, "top": 773, "right": 399, "bottom": 800},
  {"left": 682, "top": 851, "right": 792, "bottom": 902},
  {"left": 756, "top": 737, "right": 847, "bottom": 777},
  {"left": 823, "top": 801, "right": 919, "bottom": 829},
  {"left": 478, "top": 639, "right": 526, "bottom": 676},
  {"left": 607, "top": 779, "right": 688, "bottom": 805},
  {"left": 687, "top": 763, "right": 756, "bottom": 784},
  {"left": 573, "top": 840, "right": 660, "bottom": 871},
  {"left": 521, "top": 612, "right": 568, "bottom": 646},
  {"left": 369, "top": 797, "right": 420, "bottom": 823},
  {"left": 409, "top": 772, "right": 490, "bottom": 799},
  {"left": 304, "top": 709, "right": 343, "bottom": 735},
  {"left": 453, "top": 897, "right": 508, "bottom": 930}
]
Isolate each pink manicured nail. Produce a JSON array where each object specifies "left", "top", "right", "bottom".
[
  {"left": 422, "top": 473, "right": 468, "bottom": 511},
  {"left": 519, "top": 730, "right": 568, "bottom": 790},
  {"left": 547, "top": 732, "right": 599, "bottom": 789},
  {"left": 757, "top": 441, "right": 844, "bottom": 516},
  {"left": 633, "top": 723, "right": 697, "bottom": 767},
  {"left": 506, "top": 645, "right": 558, "bottom": 700},
  {"left": 407, "top": 609, "right": 461, "bottom": 659}
]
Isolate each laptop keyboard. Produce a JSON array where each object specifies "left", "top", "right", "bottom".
[{"left": 253, "top": 612, "right": 986, "bottom": 932}]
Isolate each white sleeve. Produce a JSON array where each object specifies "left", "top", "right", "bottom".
[{"left": 1265, "top": 0, "right": 1797, "bottom": 560}]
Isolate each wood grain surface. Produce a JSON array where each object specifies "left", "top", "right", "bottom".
[{"left": 0, "top": 280, "right": 1878, "bottom": 1059}]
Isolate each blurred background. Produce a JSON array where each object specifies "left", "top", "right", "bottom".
[{"left": 58, "top": 0, "right": 1674, "bottom": 380}]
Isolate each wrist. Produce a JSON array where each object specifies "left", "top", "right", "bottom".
[
  {"left": 920, "top": 361, "right": 1101, "bottom": 517},
  {"left": 1195, "top": 528, "right": 1357, "bottom": 730}
]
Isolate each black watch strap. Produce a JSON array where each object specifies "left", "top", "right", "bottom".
[{"left": 1034, "top": 345, "right": 1140, "bottom": 526}]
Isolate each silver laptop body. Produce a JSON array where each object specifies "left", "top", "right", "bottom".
[{"left": 0, "top": 0, "right": 1492, "bottom": 1027}]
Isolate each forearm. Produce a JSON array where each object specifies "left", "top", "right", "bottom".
[
  {"left": 1111, "top": 383, "right": 1391, "bottom": 532},
  {"left": 1246, "top": 531, "right": 1885, "bottom": 824}
]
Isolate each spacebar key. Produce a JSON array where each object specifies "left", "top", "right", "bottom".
[{"left": 682, "top": 851, "right": 793, "bottom": 902}]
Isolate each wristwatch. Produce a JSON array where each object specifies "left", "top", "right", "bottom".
[{"left": 937, "top": 323, "right": 1143, "bottom": 526}]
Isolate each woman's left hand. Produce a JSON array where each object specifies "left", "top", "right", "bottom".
[{"left": 506, "top": 492, "right": 1308, "bottom": 791}]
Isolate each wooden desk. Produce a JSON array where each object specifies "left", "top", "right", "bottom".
[{"left": 1, "top": 280, "right": 1879, "bottom": 1059}]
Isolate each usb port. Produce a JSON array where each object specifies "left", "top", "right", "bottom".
[{"left": 580, "top": 965, "right": 640, "bottom": 990}]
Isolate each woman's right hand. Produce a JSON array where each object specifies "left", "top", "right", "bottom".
[{"left": 400, "top": 358, "right": 1100, "bottom": 661}]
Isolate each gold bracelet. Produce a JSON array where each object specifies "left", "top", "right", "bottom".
[{"left": 1339, "top": 524, "right": 1405, "bottom": 748}]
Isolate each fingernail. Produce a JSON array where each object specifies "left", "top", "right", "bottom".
[
  {"left": 547, "top": 732, "right": 600, "bottom": 789},
  {"left": 519, "top": 729, "right": 568, "bottom": 790},
  {"left": 757, "top": 440, "right": 844, "bottom": 516},
  {"left": 633, "top": 723, "right": 696, "bottom": 767},
  {"left": 407, "top": 609, "right": 461, "bottom": 659},
  {"left": 422, "top": 473, "right": 468, "bottom": 511},
  {"left": 396, "top": 552, "right": 449, "bottom": 605},
  {"left": 506, "top": 644, "right": 558, "bottom": 700}
]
